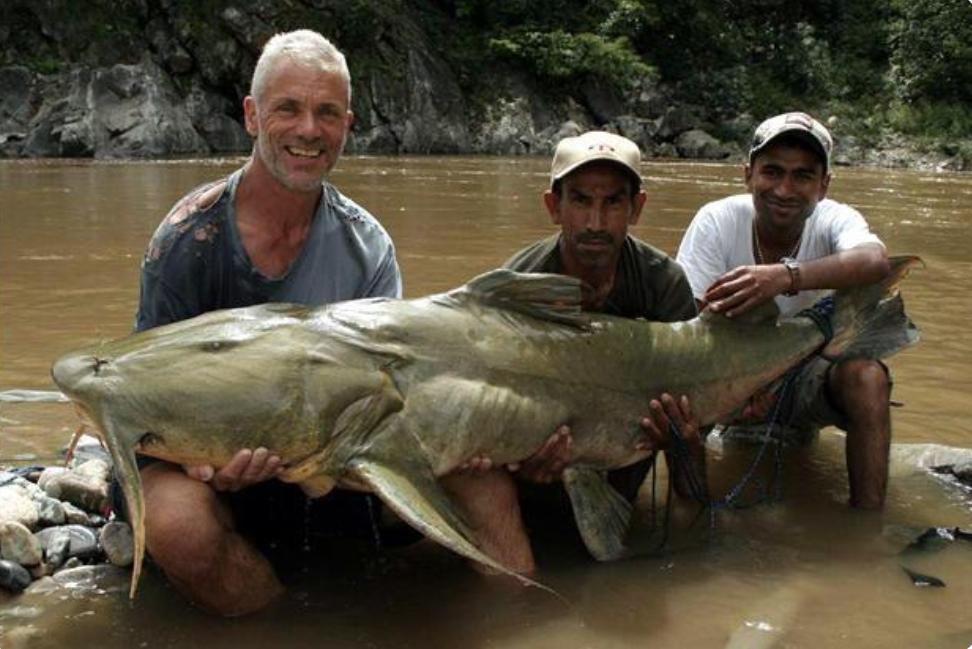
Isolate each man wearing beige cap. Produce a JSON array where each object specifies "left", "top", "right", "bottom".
[
  {"left": 446, "top": 132, "right": 705, "bottom": 572},
  {"left": 676, "top": 111, "right": 893, "bottom": 509},
  {"left": 502, "top": 130, "right": 701, "bottom": 499}
]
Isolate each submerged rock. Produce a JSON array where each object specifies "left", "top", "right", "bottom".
[
  {"left": 902, "top": 566, "right": 946, "bottom": 588},
  {"left": 931, "top": 462, "right": 972, "bottom": 487},
  {"left": 50, "top": 564, "right": 129, "bottom": 593}
]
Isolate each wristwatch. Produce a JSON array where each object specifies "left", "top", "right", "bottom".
[{"left": 781, "top": 257, "right": 801, "bottom": 296}]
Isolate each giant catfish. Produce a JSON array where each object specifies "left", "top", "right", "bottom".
[{"left": 51, "top": 256, "right": 921, "bottom": 598}]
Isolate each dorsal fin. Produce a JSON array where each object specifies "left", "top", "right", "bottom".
[{"left": 442, "top": 269, "right": 590, "bottom": 328}]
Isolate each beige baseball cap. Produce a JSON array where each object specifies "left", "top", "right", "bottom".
[
  {"left": 549, "top": 131, "right": 642, "bottom": 188},
  {"left": 749, "top": 112, "right": 833, "bottom": 172}
]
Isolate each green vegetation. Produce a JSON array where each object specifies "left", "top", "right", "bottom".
[
  {"left": 488, "top": 31, "right": 652, "bottom": 89},
  {"left": 437, "top": 0, "right": 971, "bottom": 145}
]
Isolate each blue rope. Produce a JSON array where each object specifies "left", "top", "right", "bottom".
[
  {"left": 797, "top": 296, "right": 836, "bottom": 347},
  {"left": 664, "top": 360, "right": 808, "bottom": 533},
  {"left": 674, "top": 296, "right": 837, "bottom": 529}
]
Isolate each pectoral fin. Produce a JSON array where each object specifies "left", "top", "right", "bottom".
[
  {"left": 349, "top": 455, "right": 550, "bottom": 592},
  {"left": 562, "top": 467, "right": 632, "bottom": 561}
]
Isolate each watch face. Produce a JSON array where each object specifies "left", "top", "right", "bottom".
[{"left": 781, "top": 257, "right": 800, "bottom": 295}]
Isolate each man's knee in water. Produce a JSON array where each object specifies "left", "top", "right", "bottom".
[
  {"left": 828, "top": 358, "right": 890, "bottom": 411},
  {"left": 141, "top": 463, "right": 234, "bottom": 574}
]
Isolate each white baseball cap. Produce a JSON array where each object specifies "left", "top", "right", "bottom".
[
  {"left": 550, "top": 131, "right": 642, "bottom": 188},
  {"left": 750, "top": 112, "right": 833, "bottom": 171}
]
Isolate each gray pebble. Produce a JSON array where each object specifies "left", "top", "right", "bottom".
[
  {"left": 60, "top": 501, "right": 91, "bottom": 526},
  {"left": 0, "top": 520, "right": 43, "bottom": 566},
  {"left": 0, "top": 484, "right": 40, "bottom": 529},
  {"left": 0, "top": 558, "right": 32, "bottom": 593},
  {"left": 36, "top": 466, "right": 67, "bottom": 491},
  {"left": 34, "top": 525, "right": 100, "bottom": 561},
  {"left": 74, "top": 459, "right": 111, "bottom": 483},
  {"left": 100, "top": 521, "right": 134, "bottom": 567},
  {"left": 39, "top": 472, "right": 109, "bottom": 514},
  {"left": 36, "top": 496, "right": 67, "bottom": 527},
  {"left": 45, "top": 533, "right": 72, "bottom": 569}
]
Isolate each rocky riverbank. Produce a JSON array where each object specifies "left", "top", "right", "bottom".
[
  {"left": 0, "top": 442, "right": 134, "bottom": 596},
  {"left": 1, "top": 2, "right": 968, "bottom": 171},
  {"left": 2, "top": 59, "right": 966, "bottom": 173}
]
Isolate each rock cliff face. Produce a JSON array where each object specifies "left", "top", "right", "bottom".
[
  {"left": 0, "top": 1, "right": 962, "bottom": 170},
  {"left": 0, "top": 0, "right": 741, "bottom": 161}
]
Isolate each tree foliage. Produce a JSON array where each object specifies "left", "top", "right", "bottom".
[
  {"left": 489, "top": 31, "right": 653, "bottom": 89},
  {"left": 889, "top": 0, "right": 972, "bottom": 103}
]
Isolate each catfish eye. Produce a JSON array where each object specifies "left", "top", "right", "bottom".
[{"left": 202, "top": 341, "right": 234, "bottom": 352}]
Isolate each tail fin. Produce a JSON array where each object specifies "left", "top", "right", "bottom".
[{"left": 822, "top": 255, "right": 922, "bottom": 360}]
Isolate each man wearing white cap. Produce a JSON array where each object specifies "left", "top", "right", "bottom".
[
  {"left": 676, "top": 112, "right": 892, "bottom": 509},
  {"left": 502, "top": 130, "right": 701, "bottom": 501}
]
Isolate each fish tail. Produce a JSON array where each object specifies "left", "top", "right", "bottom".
[
  {"left": 822, "top": 255, "right": 922, "bottom": 360},
  {"left": 100, "top": 421, "right": 145, "bottom": 599}
]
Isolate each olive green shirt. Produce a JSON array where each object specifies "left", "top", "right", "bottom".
[
  {"left": 502, "top": 233, "right": 698, "bottom": 322},
  {"left": 502, "top": 233, "right": 697, "bottom": 504}
]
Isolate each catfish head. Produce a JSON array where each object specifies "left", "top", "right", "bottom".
[{"left": 51, "top": 303, "right": 318, "bottom": 464}]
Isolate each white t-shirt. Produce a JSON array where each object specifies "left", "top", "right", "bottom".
[{"left": 676, "top": 194, "right": 884, "bottom": 317}]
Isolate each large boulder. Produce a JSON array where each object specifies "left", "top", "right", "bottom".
[
  {"left": 17, "top": 61, "right": 210, "bottom": 158},
  {"left": 0, "top": 66, "right": 35, "bottom": 156},
  {"left": 349, "top": 35, "right": 470, "bottom": 154},
  {"left": 184, "top": 79, "right": 251, "bottom": 153},
  {"left": 675, "top": 128, "right": 732, "bottom": 160}
]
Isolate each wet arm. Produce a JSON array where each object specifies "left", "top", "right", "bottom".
[
  {"left": 705, "top": 244, "right": 889, "bottom": 318},
  {"left": 640, "top": 394, "right": 709, "bottom": 502}
]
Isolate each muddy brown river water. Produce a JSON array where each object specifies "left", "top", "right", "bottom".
[{"left": 1, "top": 157, "right": 970, "bottom": 648}]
